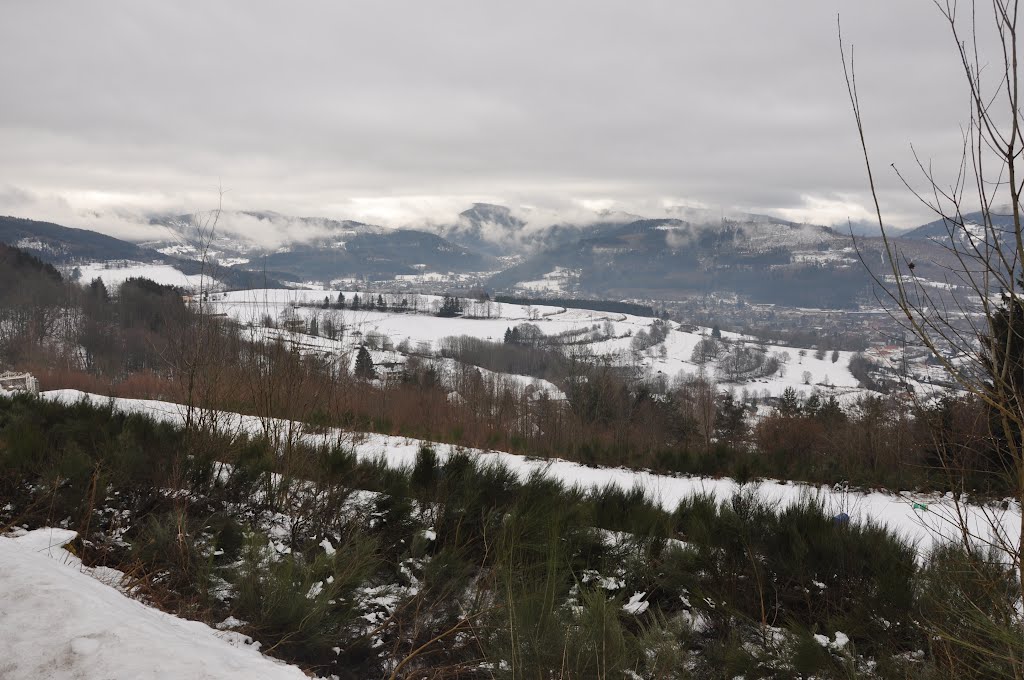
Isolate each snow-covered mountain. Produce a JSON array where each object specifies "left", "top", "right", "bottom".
[
  {"left": 144, "top": 210, "right": 499, "bottom": 281},
  {"left": 474, "top": 209, "right": 958, "bottom": 306},
  {"left": 0, "top": 215, "right": 288, "bottom": 289},
  {"left": 1, "top": 205, "right": 959, "bottom": 307},
  {"left": 144, "top": 210, "right": 390, "bottom": 260},
  {"left": 429, "top": 203, "right": 645, "bottom": 256},
  {"left": 488, "top": 217, "right": 866, "bottom": 307},
  {"left": 899, "top": 207, "right": 1018, "bottom": 245}
]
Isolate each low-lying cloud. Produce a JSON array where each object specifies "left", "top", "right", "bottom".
[
  {"left": 0, "top": 181, "right": 933, "bottom": 253},
  {"left": 0, "top": 1, "right": 997, "bottom": 246}
]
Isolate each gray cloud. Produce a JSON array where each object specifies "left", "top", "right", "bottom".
[{"left": 0, "top": 1, "right": 999, "bottom": 240}]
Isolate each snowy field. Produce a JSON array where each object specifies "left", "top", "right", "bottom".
[
  {"left": 0, "top": 528, "right": 307, "bottom": 680},
  {"left": 206, "top": 288, "right": 885, "bottom": 401},
  {"left": 77, "top": 261, "right": 219, "bottom": 291},
  {"left": 42, "top": 390, "right": 1023, "bottom": 558},
  {"left": 514, "top": 266, "right": 579, "bottom": 294},
  {"left": 61, "top": 275, "right": 945, "bottom": 401}
]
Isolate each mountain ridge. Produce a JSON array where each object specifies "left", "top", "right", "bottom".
[
  {"left": 0, "top": 206, "right": 963, "bottom": 307},
  {"left": 0, "top": 215, "right": 290, "bottom": 289}
]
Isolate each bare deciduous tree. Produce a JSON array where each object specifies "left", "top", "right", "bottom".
[{"left": 842, "top": 1, "right": 1024, "bottom": 671}]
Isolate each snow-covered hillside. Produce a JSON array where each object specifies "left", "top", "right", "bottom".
[
  {"left": 42, "top": 390, "right": 1023, "bottom": 557},
  {"left": 205, "top": 288, "right": 909, "bottom": 402},
  {"left": 76, "top": 261, "right": 220, "bottom": 291}
]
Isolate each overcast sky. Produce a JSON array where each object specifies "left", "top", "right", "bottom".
[{"left": 0, "top": 1, "right": 993, "bottom": 241}]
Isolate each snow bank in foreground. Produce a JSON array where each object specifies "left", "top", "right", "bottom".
[
  {"left": 40, "top": 390, "right": 1023, "bottom": 557},
  {"left": 0, "top": 529, "right": 307, "bottom": 680}
]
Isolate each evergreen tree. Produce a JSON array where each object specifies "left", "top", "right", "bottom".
[
  {"left": 804, "top": 392, "right": 821, "bottom": 417},
  {"left": 817, "top": 395, "right": 845, "bottom": 424},
  {"left": 354, "top": 345, "right": 376, "bottom": 380},
  {"left": 351, "top": 294, "right": 360, "bottom": 310},
  {"left": 503, "top": 327, "right": 513, "bottom": 344},
  {"left": 89, "top": 277, "right": 110, "bottom": 302},
  {"left": 778, "top": 387, "right": 801, "bottom": 417},
  {"left": 714, "top": 393, "right": 747, "bottom": 446},
  {"left": 437, "top": 295, "right": 461, "bottom": 317},
  {"left": 980, "top": 287, "right": 1024, "bottom": 477},
  {"left": 377, "top": 294, "right": 386, "bottom": 310},
  {"left": 336, "top": 292, "right": 346, "bottom": 309}
]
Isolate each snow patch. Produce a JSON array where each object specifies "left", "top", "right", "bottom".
[
  {"left": 0, "top": 529, "right": 307, "bottom": 679},
  {"left": 623, "top": 592, "right": 649, "bottom": 615}
]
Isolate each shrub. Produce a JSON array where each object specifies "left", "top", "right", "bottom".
[
  {"left": 918, "top": 544, "right": 1024, "bottom": 679},
  {"left": 234, "top": 531, "right": 378, "bottom": 665}
]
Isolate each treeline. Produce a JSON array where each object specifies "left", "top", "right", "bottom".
[
  {"left": 0, "top": 244, "right": 188, "bottom": 378},
  {"left": 438, "top": 334, "right": 572, "bottom": 383},
  {"left": 304, "top": 291, "right": 502, "bottom": 318},
  {"left": 494, "top": 295, "right": 657, "bottom": 317},
  {"left": 751, "top": 388, "right": 1003, "bottom": 492}
]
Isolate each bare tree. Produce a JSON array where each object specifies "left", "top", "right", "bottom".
[
  {"left": 674, "top": 372, "right": 717, "bottom": 453},
  {"left": 691, "top": 336, "right": 720, "bottom": 365},
  {"left": 165, "top": 196, "right": 233, "bottom": 437},
  {"left": 842, "top": 1, "right": 1024, "bottom": 671}
]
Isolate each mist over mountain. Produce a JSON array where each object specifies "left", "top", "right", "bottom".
[
  {"left": 489, "top": 216, "right": 861, "bottom": 306},
  {"left": 425, "top": 203, "right": 637, "bottom": 256},
  {"left": 437, "top": 204, "right": 527, "bottom": 256},
  {"left": 482, "top": 210, "right": 957, "bottom": 308},
  {"left": 0, "top": 203, "right": 959, "bottom": 306},
  {"left": 426, "top": 202, "right": 894, "bottom": 257},
  {"left": 0, "top": 215, "right": 289, "bottom": 289},
  {"left": 145, "top": 210, "right": 390, "bottom": 255},
  {"left": 0, "top": 215, "right": 159, "bottom": 263},
  {"left": 143, "top": 210, "right": 497, "bottom": 281},
  {"left": 843, "top": 219, "right": 907, "bottom": 237}
]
